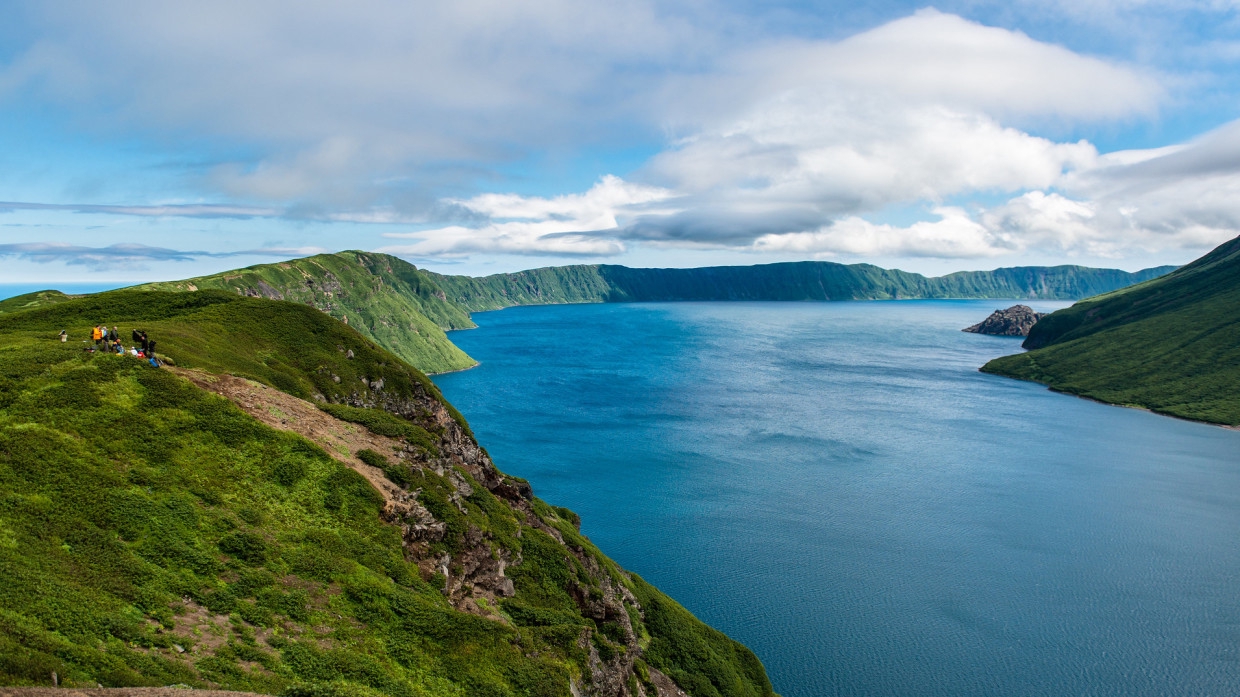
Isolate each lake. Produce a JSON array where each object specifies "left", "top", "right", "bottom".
[{"left": 433, "top": 301, "right": 1240, "bottom": 697}]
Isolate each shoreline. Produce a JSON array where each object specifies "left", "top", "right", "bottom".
[{"left": 982, "top": 367, "right": 1239, "bottom": 432}]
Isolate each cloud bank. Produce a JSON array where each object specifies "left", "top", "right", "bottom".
[
  {"left": 383, "top": 11, "right": 1235, "bottom": 261},
  {"left": 3, "top": 3, "right": 1238, "bottom": 268}
]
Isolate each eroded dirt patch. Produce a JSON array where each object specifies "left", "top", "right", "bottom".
[{"left": 170, "top": 368, "right": 406, "bottom": 505}]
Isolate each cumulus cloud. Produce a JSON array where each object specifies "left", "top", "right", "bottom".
[
  {"left": 0, "top": 0, "right": 699, "bottom": 211},
  {"left": 0, "top": 242, "right": 329, "bottom": 270},
  {"left": 367, "top": 11, "right": 1175, "bottom": 261},
  {"left": 751, "top": 208, "right": 1008, "bottom": 259},
  {"left": 662, "top": 9, "right": 1162, "bottom": 128},
  {"left": 378, "top": 176, "right": 675, "bottom": 257},
  {"left": 7, "top": 3, "right": 1231, "bottom": 265}
]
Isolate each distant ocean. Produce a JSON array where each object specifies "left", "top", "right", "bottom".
[
  {"left": 0, "top": 283, "right": 131, "bottom": 301},
  {"left": 434, "top": 300, "right": 1240, "bottom": 697}
]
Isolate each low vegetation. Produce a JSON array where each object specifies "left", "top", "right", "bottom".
[
  {"left": 0, "top": 289, "right": 776, "bottom": 696},
  {"left": 983, "top": 234, "right": 1240, "bottom": 426}
]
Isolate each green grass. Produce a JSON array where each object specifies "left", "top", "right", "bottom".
[
  {"left": 0, "top": 290, "right": 778, "bottom": 696},
  {"left": 0, "top": 290, "right": 74, "bottom": 316},
  {"left": 135, "top": 252, "right": 476, "bottom": 375},
  {"left": 983, "top": 235, "right": 1240, "bottom": 426}
]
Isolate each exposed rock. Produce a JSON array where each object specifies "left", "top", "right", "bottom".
[
  {"left": 963, "top": 304, "right": 1046, "bottom": 336},
  {"left": 179, "top": 365, "right": 677, "bottom": 696}
]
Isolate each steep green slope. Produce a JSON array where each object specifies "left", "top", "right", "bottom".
[
  {"left": 0, "top": 291, "right": 776, "bottom": 696},
  {"left": 930, "top": 265, "right": 1174, "bottom": 301},
  {"left": 429, "top": 262, "right": 1175, "bottom": 312},
  {"left": 136, "top": 252, "right": 476, "bottom": 374},
  {"left": 983, "top": 236, "right": 1240, "bottom": 426},
  {"left": 425, "top": 266, "right": 614, "bottom": 311}
]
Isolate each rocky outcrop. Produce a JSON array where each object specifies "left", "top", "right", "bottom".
[
  {"left": 340, "top": 379, "right": 670, "bottom": 697},
  {"left": 963, "top": 305, "right": 1046, "bottom": 336}
]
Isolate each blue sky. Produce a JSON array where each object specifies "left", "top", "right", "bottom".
[{"left": 2, "top": 0, "right": 1239, "bottom": 282}]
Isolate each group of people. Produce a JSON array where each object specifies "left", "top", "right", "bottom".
[{"left": 79, "top": 324, "right": 160, "bottom": 365}]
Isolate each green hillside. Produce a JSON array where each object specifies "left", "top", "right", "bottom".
[
  {"left": 983, "top": 235, "right": 1240, "bottom": 426},
  {"left": 0, "top": 290, "right": 775, "bottom": 696},
  {"left": 0, "top": 290, "right": 74, "bottom": 316},
  {"left": 429, "top": 262, "right": 1175, "bottom": 312},
  {"left": 136, "top": 252, "right": 477, "bottom": 375}
]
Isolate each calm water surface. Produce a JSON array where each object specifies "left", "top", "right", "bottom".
[{"left": 432, "top": 301, "right": 1240, "bottom": 697}]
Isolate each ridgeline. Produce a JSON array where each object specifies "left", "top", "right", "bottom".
[
  {"left": 427, "top": 262, "right": 1174, "bottom": 311},
  {"left": 0, "top": 289, "right": 775, "bottom": 696},
  {"left": 983, "top": 235, "right": 1240, "bottom": 426},
  {"left": 126, "top": 254, "right": 1173, "bottom": 374}
]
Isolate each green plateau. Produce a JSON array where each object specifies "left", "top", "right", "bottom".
[
  {"left": 983, "top": 234, "right": 1240, "bottom": 427},
  {"left": 0, "top": 289, "right": 775, "bottom": 697}
]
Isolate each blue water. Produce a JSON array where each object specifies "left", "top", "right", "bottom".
[{"left": 432, "top": 301, "right": 1240, "bottom": 697}]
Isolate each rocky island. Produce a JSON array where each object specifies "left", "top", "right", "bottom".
[{"left": 963, "top": 305, "right": 1046, "bottom": 336}]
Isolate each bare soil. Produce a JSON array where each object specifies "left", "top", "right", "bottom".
[{"left": 169, "top": 368, "right": 406, "bottom": 506}]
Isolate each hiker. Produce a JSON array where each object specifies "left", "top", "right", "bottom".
[
  {"left": 91, "top": 325, "right": 104, "bottom": 348},
  {"left": 58, "top": 330, "right": 67, "bottom": 343},
  {"left": 139, "top": 331, "right": 149, "bottom": 352},
  {"left": 114, "top": 342, "right": 124, "bottom": 355},
  {"left": 131, "top": 328, "right": 141, "bottom": 344},
  {"left": 108, "top": 326, "right": 119, "bottom": 344}
]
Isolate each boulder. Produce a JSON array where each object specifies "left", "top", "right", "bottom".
[{"left": 963, "top": 305, "right": 1046, "bottom": 336}]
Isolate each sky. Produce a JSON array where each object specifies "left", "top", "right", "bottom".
[{"left": 2, "top": 0, "right": 1240, "bottom": 283}]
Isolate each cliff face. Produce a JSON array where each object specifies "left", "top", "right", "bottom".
[
  {"left": 963, "top": 305, "right": 1046, "bottom": 337},
  {"left": 0, "top": 291, "right": 775, "bottom": 696},
  {"left": 430, "top": 260, "right": 1175, "bottom": 312},
  {"left": 983, "top": 235, "right": 1240, "bottom": 426}
]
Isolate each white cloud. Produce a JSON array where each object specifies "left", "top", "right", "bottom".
[
  {"left": 752, "top": 207, "right": 1006, "bottom": 258},
  {"left": 377, "top": 176, "right": 676, "bottom": 257},
  {"left": 10, "top": 4, "right": 1232, "bottom": 267},
  {"left": 1, "top": 0, "right": 701, "bottom": 209},
  {"left": 689, "top": 9, "right": 1162, "bottom": 124}
]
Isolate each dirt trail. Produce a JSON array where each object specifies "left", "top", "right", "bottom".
[{"left": 169, "top": 368, "right": 405, "bottom": 504}]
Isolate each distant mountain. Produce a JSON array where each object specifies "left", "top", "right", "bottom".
[
  {"left": 983, "top": 235, "right": 1240, "bottom": 426},
  {"left": 429, "top": 262, "right": 1176, "bottom": 312}
]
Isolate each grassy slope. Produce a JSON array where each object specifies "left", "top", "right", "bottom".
[
  {"left": 982, "top": 236, "right": 1240, "bottom": 426},
  {"left": 428, "top": 262, "right": 1176, "bottom": 312},
  {"left": 136, "top": 252, "right": 476, "bottom": 375},
  {"left": 0, "top": 291, "right": 74, "bottom": 316},
  {"left": 0, "top": 291, "right": 775, "bottom": 697}
]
